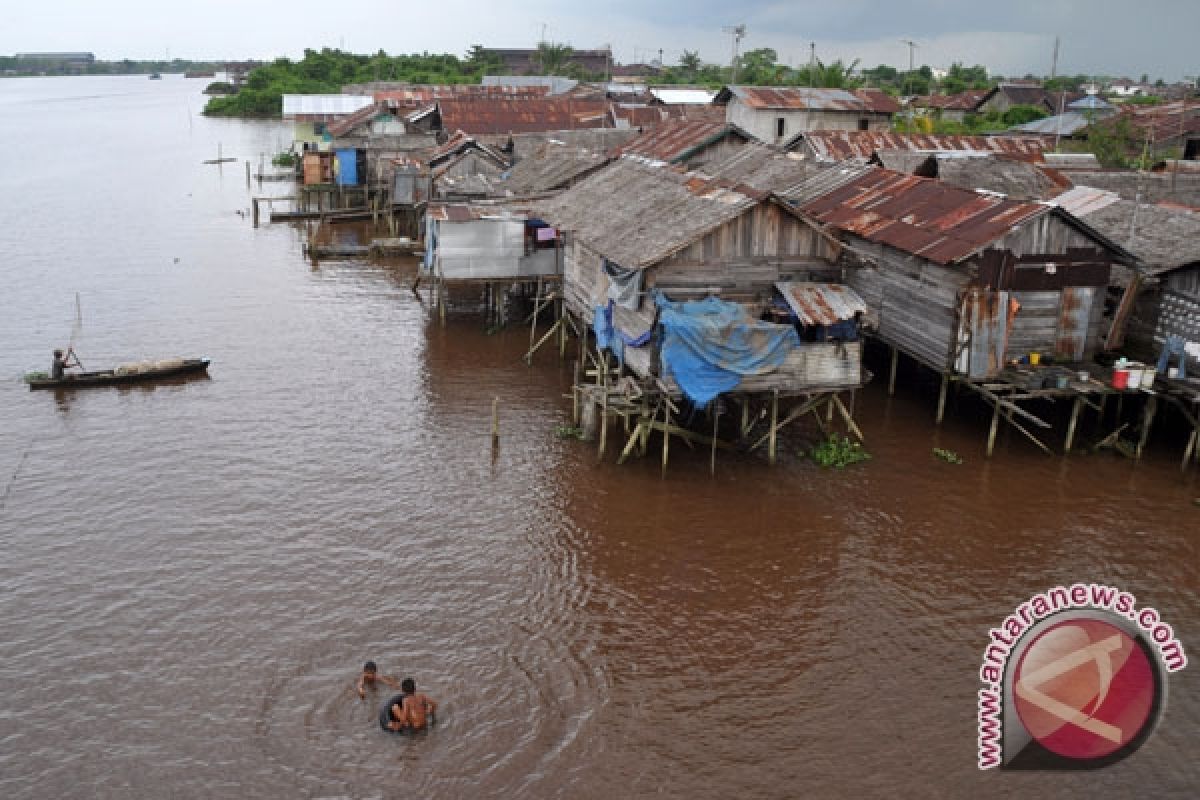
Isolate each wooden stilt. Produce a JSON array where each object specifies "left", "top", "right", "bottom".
[
  {"left": 710, "top": 404, "right": 720, "bottom": 475},
  {"left": 491, "top": 397, "right": 500, "bottom": 455},
  {"left": 598, "top": 385, "right": 609, "bottom": 460},
  {"left": 888, "top": 346, "right": 899, "bottom": 396},
  {"left": 936, "top": 375, "right": 949, "bottom": 425},
  {"left": 572, "top": 360, "right": 582, "bottom": 424},
  {"left": 1065, "top": 395, "right": 1084, "bottom": 453},
  {"left": 661, "top": 402, "right": 671, "bottom": 477},
  {"left": 826, "top": 393, "right": 836, "bottom": 425},
  {"left": 740, "top": 399, "right": 750, "bottom": 438},
  {"left": 558, "top": 298, "right": 567, "bottom": 359},
  {"left": 768, "top": 390, "right": 779, "bottom": 466},
  {"left": 832, "top": 394, "right": 864, "bottom": 442},
  {"left": 1181, "top": 428, "right": 1197, "bottom": 471},
  {"left": 1136, "top": 395, "right": 1158, "bottom": 460},
  {"left": 986, "top": 401, "right": 1001, "bottom": 457}
]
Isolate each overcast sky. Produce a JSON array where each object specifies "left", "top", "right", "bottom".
[{"left": 5, "top": 0, "right": 1197, "bottom": 81}]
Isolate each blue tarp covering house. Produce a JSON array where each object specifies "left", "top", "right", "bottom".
[{"left": 654, "top": 294, "right": 800, "bottom": 406}]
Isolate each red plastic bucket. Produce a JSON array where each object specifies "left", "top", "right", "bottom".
[{"left": 1112, "top": 368, "right": 1130, "bottom": 389}]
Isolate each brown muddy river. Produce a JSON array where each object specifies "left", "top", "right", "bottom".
[{"left": 0, "top": 76, "right": 1197, "bottom": 799}]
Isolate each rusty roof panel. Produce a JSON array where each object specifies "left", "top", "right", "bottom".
[
  {"left": 795, "top": 130, "right": 1047, "bottom": 163},
  {"left": 909, "top": 89, "right": 989, "bottom": 111},
  {"left": 374, "top": 85, "right": 548, "bottom": 107},
  {"left": 437, "top": 97, "right": 610, "bottom": 134},
  {"left": 617, "top": 119, "right": 736, "bottom": 162},
  {"left": 725, "top": 86, "right": 899, "bottom": 113},
  {"left": 775, "top": 282, "right": 868, "bottom": 326},
  {"left": 796, "top": 168, "right": 1050, "bottom": 265}
]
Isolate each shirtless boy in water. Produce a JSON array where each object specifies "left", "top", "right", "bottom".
[
  {"left": 356, "top": 661, "right": 399, "bottom": 699},
  {"left": 399, "top": 678, "right": 438, "bottom": 731}
]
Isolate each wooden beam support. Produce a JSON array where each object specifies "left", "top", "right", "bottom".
[
  {"left": 936, "top": 374, "right": 949, "bottom": 425},
  {"left": 986, "top": 401, "right": 1001, "bottom": 457},
  {"left": 768, "top": 390, "right": 779, "bottom": 466},
  {"left": 888, "top": 346, "right": 899, "bottom": 396},
  {"left": 833, "top": 394, "right": 865, "bottom": 442},
  {"left": 1065, "top": 395, "right": 1084, "bottom": 453},
  {"left": 1135, "top": 395, "right": 1158, "bottom": 460}
]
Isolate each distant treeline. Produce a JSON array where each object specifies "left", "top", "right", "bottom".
[
  {"left": 203, "top": 48, "right": 515, "bottom": 116},
  {"left": 0, "top": 56, "right": 221, "bottom": 76}
]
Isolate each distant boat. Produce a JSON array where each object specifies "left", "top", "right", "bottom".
[
  {"left": 149, "top": 72, "right": 162, "bottom": 80},
  {"left": 27, "top": 358, "right": 210, "bottom": 390}
]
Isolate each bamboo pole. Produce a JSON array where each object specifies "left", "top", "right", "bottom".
[
  {"left": 661, "top": 402, "right": 670, "bottom": 477},
  {"left": 491, "top": 397, "right": 500, "bottom": 454},
  {"left": 832, "top": 394, "right": 864, "bottom": 442},
  {"left": 1183, "top": 428, "right": 1197, "bottom": 471},
  {"left": 986, "top": 401, "right": 1001, "bottom": 457},
  {"left": 1065, "top": 395, "right": 1084, "bottom": 453},
  {"left": 1135, "top": 395, "right": 1158, "bottom": 460},
  {"left": 936, "top": 375, "right": 949, "bottom": 425},
  {"left": 888, "top": 346, "right": 899, "bottom": 395},
  {"left": 598, "top": 353, "right": 609, "bottom": 460},
  {"left": 710, "top": 404, "right": 719, "bottom": 476},
  {"left": 768, "top": 390, "right": 779, "bottom": 466}
]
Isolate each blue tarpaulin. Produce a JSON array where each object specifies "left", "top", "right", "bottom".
[
  {"left": 593, "top": 301, "right": 652, "bottom": 366},
  {"left": 655, "top": 293, "right": 799, "bottom": 407}
]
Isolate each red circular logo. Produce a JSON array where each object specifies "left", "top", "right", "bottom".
[{"left": 1013, "top": 618, "right": 1156, "bottom": 760}]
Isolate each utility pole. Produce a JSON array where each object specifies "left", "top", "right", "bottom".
[
  {"left": 1050, "top": 36, "right": 1060, "bottom": 80},
  {"left": 809, "top": 42, "right": 816, "bottom": 88},
  {"left": 723, "top": 24, "right": 746, "bottom": 84},
  {"left": 900, "top": 39, "right": 918, "bottom": 96}
]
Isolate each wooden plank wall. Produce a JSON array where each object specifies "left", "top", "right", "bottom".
[
  {"left": 844, "top": 237, "right": 968, "bottom": 370},
  {"left": 992, "top": 213, "right": 1100, "bottom": 257}
]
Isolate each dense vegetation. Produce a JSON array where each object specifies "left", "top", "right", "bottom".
[
  {"left": 0, "top": 56, "right": 220, "bottom": 76},
  {"left": 203, "top": 47, "right": 516, "bottom": 116}
]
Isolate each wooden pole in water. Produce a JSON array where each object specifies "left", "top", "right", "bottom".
[
  {"left": 710, "top": 404, "right": 719, "bottom": 475},
  {"left": 491, "top": 397, "right": 500, "bottom": 453},
  {"left": 598, "top": 354, "right": 609, "bottom": 460},
  {"left": 1065, "top": 395, "right": 1084, "bottom": 453},
  {"left": 1135, "top": 395, "right": 1157, "bottom": 459},
  {"left": 572, "top": 359, "right": 582, "bottom": 424},
  {"left": 768, "top": 389, "right": 779, "bottom": 465},
  {"left": 252, "top": 198, "right": 259, "bottom": 228},
  {"left": 1183, "top": 428, "right": 1197, "bottom": 471},
  {"left": 888, "top": 346, "right": 899, "bottom": 395},
  {"left": 661, "top": 402, "right": 671, "bottom": 477},
  {"left": 936, "top": 375, "right": 949, "bottom": 425},
  {"left": 986, "top": 400, "right": 1001, "bottom": 457},
  {"left": 245, "top": 160, "right": 251, "bottom": 187}
]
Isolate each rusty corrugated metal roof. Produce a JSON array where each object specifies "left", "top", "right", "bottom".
[
  {"left": 437, "top": 97, "right": 610, "bottom": 134},
  {"left": 617, "top": 119, "right": 740, "bottom": 163},
  {"left": 326, "top": 102, "right": 389, "bottom": 137},
  {"left": 722, "top": 86, "right": 898, "bottom": 113},
  {"left": 797, "top": 168, "right": 1050, "bottom": 265},
  {"left": 793, "top": 130, "right": 1047, "bottom": 163},
  {"left": 374, "top": 85, "right": 548, "bottom": 107},
  {"left": 775, "top": 282, "right": 868, "bottom": 325},
  {"left": 909, "top": 90, "right": 989, "bottom": 112}
]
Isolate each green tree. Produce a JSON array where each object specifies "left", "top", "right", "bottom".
[
  {"left": 679, "top": 50, "right": 701, "bottom": 79},
  {"left": 737, "top": 47, "right": 779, "bottom": 84},
  {"left": 534, "top": 42, "right": 574, "bottom": 76}
]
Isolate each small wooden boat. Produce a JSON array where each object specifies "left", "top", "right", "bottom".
[{"left": 27, "top": 359, "right": 210, "bottom": 390}]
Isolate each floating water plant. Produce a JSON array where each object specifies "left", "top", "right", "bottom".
[
  {"left": 810, "top": 435, "right": 871, "bottom": 469},
  {"left": 933, "top": 447, "right": 963, "bottom": 464}
]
